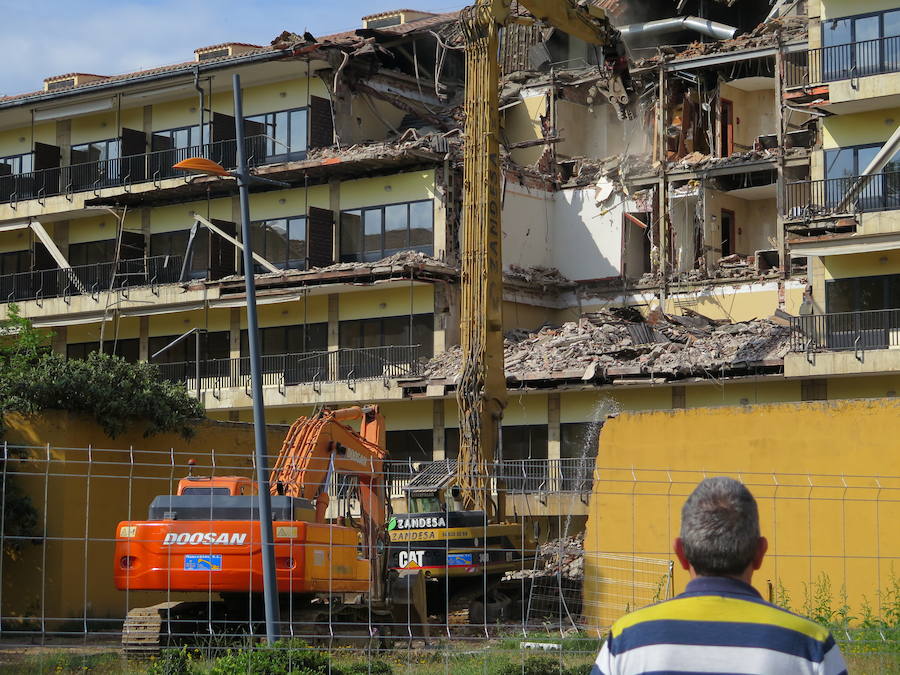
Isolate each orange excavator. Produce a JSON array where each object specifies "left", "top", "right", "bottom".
[{"left": 114, "top": 406, "right": 422, "bottom": 655}]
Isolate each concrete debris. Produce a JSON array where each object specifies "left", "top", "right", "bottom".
[
  {"left": 423, "top": 309, "right": 790, "bottom": 383},
  {"left": 506, "top": 265, "right": 576, "bottom": 289},
  {"left": 506, "top": 534, "right": 585, "bottom": 581}
]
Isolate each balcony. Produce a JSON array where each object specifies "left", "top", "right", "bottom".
[
  {"left": 0, "top": 255, "right": 182, "bottom": 304},
  {"left": 157, "top": 344, "right": 423, "bottom": 396},
  {"left": 783, "top": 172, "right": 900, "bottom": 224},
  {"left": 785, "top": 309, "right": 900, "bottom": 377},
  {"left": 785, "top": 36, "right": 900, "bottom": 111},
  {"left": 0, "top": 136, "right": 268, "bottom": 207}
]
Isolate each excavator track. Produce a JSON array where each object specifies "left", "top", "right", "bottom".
[{"left": 122, "top": 601, "right": 224, "bottom": 658}]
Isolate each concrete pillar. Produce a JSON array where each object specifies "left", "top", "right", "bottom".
[
  {"left": 229, "top": 308, "right": 241, "bottom": 359},
  {"left": 327, "top": 294, "right": 340, "bottom": 380},
  {"left": 547, "top": 393, "right": 561, "bottom": 490},
  {"left": 141, "top": 208, "right": 151, "bottom": 252},
  {"left": 139, "top": 316, "right": 149, "bottom": 361},
  {"left": 56, "top": 120, "right": 71, "bottom": 167},
  {"left": 433, "top": 281, "right": 459, "bottom": 354},
  {"left": 51, "top": 220, "right": 69, "bottom": 258},
  {"left": 231, "top": 196, "right": 242, "bottom": 274},
  {"left": 51, "top": 326, "right": 67, "bottom": 357},
  {"left": 142, "top": 104, "right": 152, "bottom": 138},
  {"left": 432, "top": 399, "right": 445, "bottom": 460},
  {"left": 329, "top": 178, "right": 341, "bottom": 263}
]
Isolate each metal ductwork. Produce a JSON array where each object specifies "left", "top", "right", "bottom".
[{"left": 618, "top": 16, "right": 740, "bottom": 42}]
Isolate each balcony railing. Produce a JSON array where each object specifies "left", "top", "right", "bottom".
[
  {"left": 0, "top": 255, "right": 182, "bottom": 304},
  {"left": 0, "top": 136, "right": 268, "bottom": 206},
  {"left": 156, "top": 344, "right": 422, "bottom": 392},
  {"left": 783, "top": 171, "right": 900, "bottom": 220},
  {"left": 785, "top": 35, "right": 900, "bottom": 88},
  {"left": 789, "top": 309, "right": 900, "bottom": 353},
  {"left": 383, "top": 458, "right": 596, "bottom": 499}
]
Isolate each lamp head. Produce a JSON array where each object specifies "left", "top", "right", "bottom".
[{"left": 172, "top": 157, "right": 230, "bottom": 177}]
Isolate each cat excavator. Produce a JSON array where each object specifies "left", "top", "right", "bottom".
[
  {"left": 386, "top": 0, "right": 632, "bottom": 620},
  {"left": 114, "top": 406, "right": 427, "bottom": 655}
]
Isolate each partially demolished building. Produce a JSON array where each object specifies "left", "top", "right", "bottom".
[{"left": 0, "top": 0, "right": 896, "bottom": 511}]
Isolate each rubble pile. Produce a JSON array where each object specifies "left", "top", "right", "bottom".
[
  {"left": 505, "top": 534, "right": 585, "bottom": 581},
  {"left": 308, "top": 250, "right": 450, "bottom": 273},
  {"left": 423, "top": 309, "right": 790, "bottom": 383},
  {"left": 506, "top": 264, "right": 576, "bottom": 289}
]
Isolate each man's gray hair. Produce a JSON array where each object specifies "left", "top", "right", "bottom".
[{"left": 680, "top": 477, "right": 760, "bottom": 576}]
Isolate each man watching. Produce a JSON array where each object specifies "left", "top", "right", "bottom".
[{"left": 592, "top": 476, "right": 847, "bottom": 674}]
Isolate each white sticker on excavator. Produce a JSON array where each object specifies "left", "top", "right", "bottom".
[{"left": 162, "top": 532, "right": 247, "bottom": 545}]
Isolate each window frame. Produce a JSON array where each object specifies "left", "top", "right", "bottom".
[
  {"left": 339, "top": 199, "right": 434, "bottom": 263},
  {"left": 0, "top": 152, "right": 34, "bottom": 176},
  {"left": 820, "top": 9, "right": 900, "bottom": 80},
  {"left": 244, "top": 107, "right": 309, "bottom": 162},
  {"left": 249, "top": 214, "right": 308, "bottom": 271}
]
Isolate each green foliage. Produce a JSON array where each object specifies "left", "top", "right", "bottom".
[
  {"left": 494, "top": 655, "right": 588, "bottom": 675},
  {"left": 147, "top": 648, "right": 198, "bottom": 675},
  {"left": 208, "top": 640, "right": 332, "bottom": 675},
  {"left": 0, "top": 304, "right": 203, "bottom": 439}
]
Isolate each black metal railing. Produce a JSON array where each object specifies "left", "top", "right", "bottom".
[
  {"left": 785, "top": 35, "right": 900, "bottom": 88},
  {"left": 0, "top": 255, "right": 182, "bottom": 304},
  {"left": 790, "top": 309, "right": 900, "bottom": 353},
  {"left": 0, "top": 136, "right": 268, "bottom": 205},
  {"left": 783, "top": 171, "right": 900, "bottom": 220},
  {"left": 156, "top": 344, "right": 422, "bottom": 391}
]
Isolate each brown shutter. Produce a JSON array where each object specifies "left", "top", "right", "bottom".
[
  {"left": 242, "top": 118, "right": 267, "bottom": 165},
  {"left": 307, "top": 207, "right": 334, "bottom": 268},
  {"left": 120, "top": 128, "right": 146, "bottom": 156},
  {"left": 208, "top": 219, "right": 237, "bottom": 280},
  {"left": 33, "top": 142, "right": 61, "bottom": 196},
  {"left": 308, "top": 96, "right": 334, "bottom": 149},
  {"left": 120, "top": 128, "right": 147, "bottom": 183},
  {"left": 212, "top": 113, "right": 236, "bottom": 141}
]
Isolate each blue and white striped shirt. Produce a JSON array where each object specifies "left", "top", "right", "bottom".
[{"left": 592, "top": 576, "right": 847, "bottom": 675}]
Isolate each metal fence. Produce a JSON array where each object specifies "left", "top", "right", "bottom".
[
  {"left": 0, "top": 443, "right": 897, "bottom": 672},
  {"left": 156, "top": 344, "right": 422, "bottom": 391},
  {"left": 789, "top": 309, "right": 900, "bottom": 353},
  {"left": 784, "top": 35, "right": 900, "bottom": 88},
  {"left": 0, "top": 136, "right": 268, "bottom": 205},
  {"left": 0, "top": 255, "right": 182, "bottom": 304},
  {"left": 783, "top": 171, "right": 900, "bottom": 220}
]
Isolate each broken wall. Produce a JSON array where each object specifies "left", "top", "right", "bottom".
[
  {"left": 703, "top": 188, "right": 778, "bottom": 263},
  {"left": 719, "top": 80, "right": 777, "bottom": 152}
]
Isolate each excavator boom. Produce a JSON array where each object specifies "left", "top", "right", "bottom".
[{"left": 455, "top": 0, "right": 632, "bottom": 515}]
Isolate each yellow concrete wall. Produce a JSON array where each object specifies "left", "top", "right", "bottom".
[
  {"left": 338, "top": 285, "right": 433, "bottom": 321},
  {"left": 664, "top": 283, "right": 784, "bottom": 322},
  {"left": 822, "top": 107, "right": 900, "bottom": 149},
  {"left": 339, "top": 170, "right": 436, "bottom": 210},
  {"left": 503, "top": 93, "right": 546, "bottom": 166},
  {"left": 68, "top": 317, "right": 140, "bottom": 343},
  {"left": 0, "top": 228, "right": 31, "bottom": 254},
  {"left": 0, "top": 122, "right": 55, "bottom": 158},
  {"left": 1, "top": 411, "right": 290, "bottom": 625},
  {"left": 822, "top": 249, "right": 900, "bottom": 280},
  {"left": 149, "top": 309, "right": 231, "bottom": 337},
  {"left": 241, "top": 77, "right": 330, "bottom": 118},
  {"left": 719, "top": 83, "right": 777, "bottom": 150},
  {"left": 241, "top": 296, "right": 330, "bottom": 329},
  {"left": 703, "top": 189, "right": 778, "bottom": 260},
  {"left": 827, "top": 374, "right": 900, "bottom": 398},
  {"left": 821, "top": 0, "right": 899, "bottom": 19},
  {"left": 583, "top": 399, "right": 900, "bottom": 632}
]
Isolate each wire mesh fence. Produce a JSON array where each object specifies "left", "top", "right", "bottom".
[{"left": 0, "top": 442, "right": 898, "bottom": 673}]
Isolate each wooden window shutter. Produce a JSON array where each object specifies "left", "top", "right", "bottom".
[
  {"left": 308, "top": 96, "right": 334, "bottom": 149},
  {"left": 307, "top": 207, "right": 334, "bottom": 268},
  {"left": 208, "top": 219, "right": 237, "bottom": 280}
]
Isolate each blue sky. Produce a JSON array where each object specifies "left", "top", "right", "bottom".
[{"left": 1, "top": 0, "right": 464, "bottom": 97}]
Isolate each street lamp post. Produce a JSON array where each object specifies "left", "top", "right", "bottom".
[{"left": 173, "top": 72, "right": 284, "bottom": 644}]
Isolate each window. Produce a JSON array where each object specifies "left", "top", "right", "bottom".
[
  {"left": 149, "top": 331, "right": 230, "bottom": 382},
  {"left": 70, "top": 138, "right": 119, "bottom": 189},
  {"left": 0, "top": 250, "right": 30, "bottom": 276},
  {"left": 240, "top": 323, "right": 329, "bottom": 384},
  {"left": 824, "top": 144, "right": 900, "bottom": 212},
  {"left": 71, "top": 139, "right": 119, "bottom": 165},
  {"left": 245, "top": 108, "right": 308, "bottom": 162},
  {"left": 67, "top": 338, "right": 140, "bottom": 363},
  {"left": 385, "top": 430, "right": 433, "bottom": 481},
  {"left": 561, "top": 422, "right": 600, "bottom": 492},
  {"left": 69, "top": 240, "right": 116, "bottom": 268},
  {"left": 339, "top": 314, "right": 432, "bottom": 378},
  {"left": 445, "top": 425, "right": 548, "bottom": 492},
  {"left": 150, "top": 230, "right": 209, "bottom": 280},
  {"left": 340, "top": 200, "right": 434, "bottom": 262},
  {"left": 826, "top": 274, "right": 900, "bottom": 313},
  {"left": 0, "top": 153, "right": 33, "bottom": 176},
  {"left": 821, "top": 10, "right": 900, "bottom": 80},
  {"left": 152, "top": 125, "right": 208, "bottom": 151},
  {"left": 0, "top": 250, "right": 35, "bottom": 301},
  {"left": 250, "top": 216, "right": 307, "bottom": 271}
]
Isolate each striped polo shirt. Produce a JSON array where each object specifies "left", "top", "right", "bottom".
[{"left": 591, "top": 576, "right": 847, "bottom": 675}]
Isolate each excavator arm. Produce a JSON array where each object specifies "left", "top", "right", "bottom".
[
  {"left": 455, "top": 0, "right": 632, "bottom": 515},
  {"left": 270, "top": 406, "right": 388, "bottom": 565}
]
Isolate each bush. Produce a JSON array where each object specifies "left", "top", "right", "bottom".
[
  {"left": 494, "top": 655, "right": 589, "bottom": 675},
  {"left": 208, "top": 640, "right": 330, "bottom": 675},
  {"left": 147, "top": 648, "right": 198, "bottom": 675}
]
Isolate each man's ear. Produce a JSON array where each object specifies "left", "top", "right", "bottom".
[
  {"left": 752, "top": 536, "right": 768, "bottom": 571},
  {"left": 674, "top": 538, "right": 691, "bottom": 571}
]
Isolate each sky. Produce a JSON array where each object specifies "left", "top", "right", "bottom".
[{"left": 0, "top": 0, "right": 465, "bottom": 97}]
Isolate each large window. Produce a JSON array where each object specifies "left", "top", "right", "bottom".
[
  {"left": 250, "top": 216, "right": 307, "bottom": 271},
  {"left": 70, "top": 138, "right": 119, "bottom": 189},
  {"left": 240, "top": 323, "right": 328, "bottom": 357},
  {"left": 151, "top": 125, "right": 208, "bottom": 152},
  {"left": 821, "top": 10, "right": 900, "bottom": 80},
  {"left": 67, "top": 338, "right": 140, "bottom": 363},
  {"left": 824, "top": 144, "right": 900, "bottom": 212},
  {"left": 385, "top": 430, "right": 433, "bottom": 481},
  {"left": 245, "top": 108, "right": 308, "bottom": 162},
  {"left": 826, "top": 273, "right": 900, "bottom": 313},
  {"left": 339, "top": 314, "right": 433, "bottom": 356},
  {"left": 340, "top": 200, "right": 433, "bottom": 262},
  {"left": 0, "top": 153, "right": 33, "bottom": 176},
  {"left": 150, "top": 230, "right": 209, "bottom": 280}
]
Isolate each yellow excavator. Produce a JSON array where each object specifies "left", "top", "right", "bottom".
[{"left": 387, "top": 0, "right": 632, "bottom": 622}]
